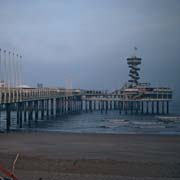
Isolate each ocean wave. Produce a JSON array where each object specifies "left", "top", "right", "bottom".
[
  {"left": 130, "top": 121, "right": 158, "bottom": 125},
  {"left": 156, "top": 116, "right": 180, "bottom": 124},
  {"left": 109, "top": 119, "right": 129, "bottom": 124},
  {"left": 97, "top": 125, "right": 110, "bottom": 129}
]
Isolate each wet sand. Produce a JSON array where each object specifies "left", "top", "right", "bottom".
[{"left": 0, "top": 132, "right": 180, "bottom": 180}]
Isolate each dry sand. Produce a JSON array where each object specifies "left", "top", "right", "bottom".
[{"left": 0, "top": 132, "right": 180, "bottom": 180}]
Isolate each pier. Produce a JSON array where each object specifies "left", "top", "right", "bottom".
[
  {"left": 81, "top": 89, "right": 171, "bottom": 115},
  {"left": 0, "top": 48, "right": 173, "bottom": 131}
]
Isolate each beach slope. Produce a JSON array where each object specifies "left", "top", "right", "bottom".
[{"left": 0, "top": 132, "right": 180, "bottom": 180}]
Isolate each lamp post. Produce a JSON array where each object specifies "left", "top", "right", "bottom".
[
  {"left": 3, "top": 50, "right": 7, "bottom": 103},
  {"left": 8, "top": 51, "right": 11, "bottom": 102},
  {"left": 11, "top": 52, "right": 14, "bottom": 101},
  {"left": 19, "top": 55, "right": 22, "bottom": 101},
  {"left": 8, "top": 51, "right": 11, "bottom": 89}
]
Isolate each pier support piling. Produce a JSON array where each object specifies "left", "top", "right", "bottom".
[
  {"left": 152, "top": 101, "right": 154, "bottom": 114},
  {"left": 28, "top": 101, "right": 33, "bottom": 127},
  {"left": 41, "top": 100, "right": 45, "bottom": 119},
  {"left": 105, "top": 101, "right": 108, "bottom": 114},
  {"left": 6, "top": 103, "right": 11, "bottom": 131},
  {"left": 46, "top": 99, "right": 49, "bottom": 118},
  {"left": 166, "top": 101, "right": 169, "bottom": 114},
  {"left": 141, "top": 101, "right": 144, "bottom": 114},
  {"left": 162, "top": 101, "right": 165, "bottom": 114},
  {"left": 146, "top": 101, "right": 149, "bottom": 114},
  {"left": 19, "top": 102, "right": 23, "bottom": 128},
  {"left": 157, "top": 101, "right": 159, "bottom": 114},
  {"left": 24, "top": 102, "right": 27, "bottom": 123},
  {"left": 35, "top": 101, "right": 38, "bottom": 122},
  {"left": 51, "top": 99, "right": 54, "bottom": 116}
]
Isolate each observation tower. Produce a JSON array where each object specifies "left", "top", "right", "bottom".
[{"left": 127, "top": 48, "right": 142, "bottom": 86}]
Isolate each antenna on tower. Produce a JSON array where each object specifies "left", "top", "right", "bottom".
[{"left": 133, "top": 46, "right": 138, "bottom": 57}]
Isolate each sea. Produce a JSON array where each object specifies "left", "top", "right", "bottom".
[{"left": 0, "top": 101, "right": 180, "bottom": 135}]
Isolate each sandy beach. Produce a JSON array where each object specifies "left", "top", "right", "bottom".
[{"left": 0, "top": 132, "right": 180, "bottom": 180}]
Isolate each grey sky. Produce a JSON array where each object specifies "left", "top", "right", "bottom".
[{"left": 0, "top": 0, "right": 180, "bottom": 98}]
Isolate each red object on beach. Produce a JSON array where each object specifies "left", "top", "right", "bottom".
[
  {"left": 0, "top": 164, "right": 18, "bottom": 180},
  {"left": 0, "top": 154, "right": 19, "bottom": 180}
]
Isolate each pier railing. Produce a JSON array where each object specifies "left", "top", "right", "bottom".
[{"left": 0, "top": 88, "right": 81, "bottom": 104}]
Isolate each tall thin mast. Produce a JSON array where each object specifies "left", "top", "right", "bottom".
[
  {"left": 19, "top": 55, "right": 22, "bottom": 101},
  {"left": 16, "top": 54, "right": 19, "bottom": 88},
  {"left": 4, "top": 50, "right": 7, "bottom": 88},
  {"left": 8, "top": 51, "right": 11, "bottom": 88},
  {"left": 20, "top": 55, "right": 22, "bottom": 86},
  {"left": 12, "top": 53, "right": 15, "bottom": 88}
]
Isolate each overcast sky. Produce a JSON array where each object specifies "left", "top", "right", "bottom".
[{"left": 0, "top": 0, "right": 180, "bottom": 98}]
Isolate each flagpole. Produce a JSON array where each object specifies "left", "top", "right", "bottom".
[
  {"left": 8, "top": 51, "right": 11, "bottom": 102},
  {"left": 4, "top": 50, "right": 7, "bottom": 88},
  {"left": 8, "top": 52, "right": 11, "bottom": 88},
  {"left": 16, "top": 54, "right": 19, "bottom": 101},
  {"left": 20, "top": 55, "right": 22, "bottom": 101}
]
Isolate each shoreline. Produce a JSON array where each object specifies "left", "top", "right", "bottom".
[
  {"left": 1, "top": 128, "right": 180, "bottom": 136},
  {"left": 0, "top": 132, "right": 180, "bottom": 179}
]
